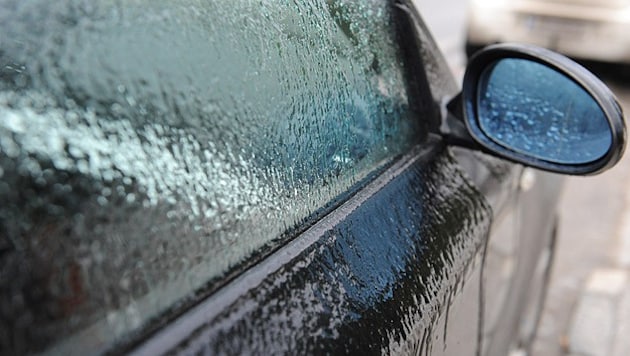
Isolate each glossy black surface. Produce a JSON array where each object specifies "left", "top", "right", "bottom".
[
  {"left": 149, "top": 149, "right": 492, "bottom": 355},
  {"left": 0, "top": 1, "right": 575, "bottom": 355},
  {"left": 0, "top": 0, "right": 432, "bottom": 352},
  {"left": 459, "top": 43, "right": 627, "bottom": 175}
]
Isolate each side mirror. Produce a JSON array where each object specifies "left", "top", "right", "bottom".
[{"left": 447, "top": 43, "right": 626, "bottom": 175}]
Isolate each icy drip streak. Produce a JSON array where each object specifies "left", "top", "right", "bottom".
[{"left": 165, "top": 152, "right": 492, "bottom": 355}]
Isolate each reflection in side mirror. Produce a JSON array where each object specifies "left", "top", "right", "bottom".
[
  {"left": 477, "top": 58, "right": 612, "bottom": 165},
  {"left": 450, "top": 43, "right": 627, "bottom": 175}
]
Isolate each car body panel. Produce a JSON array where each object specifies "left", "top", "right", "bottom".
[
  {"left": 0, "top": 0, "right": 566, "bottom": 355},
  {"left": 129, "top": 6, "right": 566, "bottom": 353},
  {"left": 0, "top": 0, "right": 434, "bottom": 352},
  {"left": 131, "top": 143, "right": 491, "bottom": 355}
]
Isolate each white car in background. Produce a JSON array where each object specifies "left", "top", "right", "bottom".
[{"left": 465, "top": 0, "right": 630, "bottom": 65}]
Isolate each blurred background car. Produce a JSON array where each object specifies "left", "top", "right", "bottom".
[{"left": 465, "top": 0, "right": 630, "bottom": 65}]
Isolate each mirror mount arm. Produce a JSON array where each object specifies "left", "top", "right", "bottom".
[{"left": 441, "top": 93, "right": 480, "bottom": 150}]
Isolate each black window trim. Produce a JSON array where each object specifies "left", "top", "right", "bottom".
[{"left": 127, "top": 139, "right": 444, "bottom": 355}]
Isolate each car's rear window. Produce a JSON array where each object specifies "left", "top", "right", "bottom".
[{"left": 0, "top": 0, "right": 428, "bottom": 352}]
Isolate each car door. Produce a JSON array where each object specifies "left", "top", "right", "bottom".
[
  {"left": 480, "top": 165, "right": 564, "bottom": 356},
  {"left": 0, "top": 0, "right": 519, "bottom": 354},
  {"left": 453, "top": 147, "right": 562, "bottom": 356},
  {"left": 128, "top": 2, "right": 513, "bottom": 354}
]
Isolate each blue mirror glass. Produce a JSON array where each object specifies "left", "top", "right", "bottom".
[{"left": 476, "top": 58, "right": 612, "bottom": 164}]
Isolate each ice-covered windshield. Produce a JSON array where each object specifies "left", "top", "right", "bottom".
[{"left": 0, "top": 0, "right": 429, "bottom": 352}]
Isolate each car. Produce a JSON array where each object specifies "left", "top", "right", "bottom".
[
  {"left": 0, "top": 0, "right": 626, "bottom": 355},
  {"left": 465, "top": 0, "right": 630, "bottom": 65}
]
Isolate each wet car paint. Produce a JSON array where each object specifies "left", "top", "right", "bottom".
[
  {"left": 0, "top": 0, "right": 432, "bottom": 352},
  {"left": 0, "top": 0, "right": 566, "bottom": 354},
  {"left": 133, "top": 145, "right": 492, "bottom": 355}
]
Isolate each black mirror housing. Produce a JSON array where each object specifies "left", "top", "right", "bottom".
[{"left": 447, "top": 43, "right": 626, "bottom": 175}]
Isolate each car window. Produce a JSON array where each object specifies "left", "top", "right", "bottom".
[{"left": 0, "top": 0, "right": 431, "bottom": 352}]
